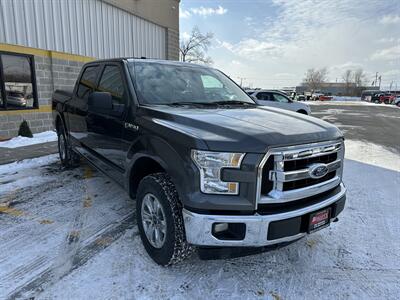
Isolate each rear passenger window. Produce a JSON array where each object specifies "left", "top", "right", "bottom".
[
  {"left": 77, "top": 66, "right": 99, "bottom": 99},
  {"left": 97, "top": 66, "right": 126, "bottom": 106},
  {"left": 256, "top": 93, "right": 271, "bottom": 101}
]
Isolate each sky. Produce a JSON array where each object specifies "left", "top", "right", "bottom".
[{"left": 179, "top": 0, "right": 400, "bottom": 90}]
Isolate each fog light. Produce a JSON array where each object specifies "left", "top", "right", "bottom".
[
  {"left": 213, "top": 222, "right": 229, "bottom": 233},
  {"left": 212, "top": 223, "right": 246, "bottom": 241}
]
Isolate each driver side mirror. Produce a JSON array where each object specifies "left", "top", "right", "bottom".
[{"left": 88, "top": 92, "right": 113, "bottom": 113}]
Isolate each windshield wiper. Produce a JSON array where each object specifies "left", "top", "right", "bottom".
[
  {"left": 168, "top": 101, "right": 218, "bottom": 106},
  {"left": 210, "top": 100, "right": 256, "bottom": 106}
]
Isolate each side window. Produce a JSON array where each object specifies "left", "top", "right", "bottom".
[
  {"left": 256, "top": 92, "right": 271, "bottom": 101},
  {"left": 97, "top": 65, "right": 126, "bottom": 106},
  {"left": 76, "top": 65, "right": 99, "bottom": 99},
  {"left": 273, "top": 93, "right": 290, "bottom": 103}
]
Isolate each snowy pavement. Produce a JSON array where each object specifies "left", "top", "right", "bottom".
[{"left": 0, "top": 139, "right": 399, "bottom": 299}]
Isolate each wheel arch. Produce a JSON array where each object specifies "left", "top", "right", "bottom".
[
  {"left": 126, "top": 136, "right": 191, "bottom": 202},
  {"left": 297, "top": 109, "right": 308, "bottom": 115}
]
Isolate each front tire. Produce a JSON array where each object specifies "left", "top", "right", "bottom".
[
  {"left": 57, "top": 121, "right": 79, "bottom": 167},
  {"left": 136, "top": 173, "right": 192, "bottom": 266}
]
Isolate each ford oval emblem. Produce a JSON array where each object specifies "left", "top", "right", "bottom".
[{"left": 308, "top": 163, "right": 329, "bottom": 179}]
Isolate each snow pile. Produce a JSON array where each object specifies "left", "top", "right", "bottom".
[
  {"left": 345, "top": 140, "right": 400, "bottom": 172},
  {"left": 0, "top": 131, "right": 57, "bottom": 148},
  {"left": 331, "top": 96, "right": 361, "bottom": 102},
  {"left": 308, "top": 101, "right": 399, "bottom": 108}
]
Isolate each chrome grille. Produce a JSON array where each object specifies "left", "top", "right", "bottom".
[{"left": 257, "top": 140, "right": 344, "bottom": 205}]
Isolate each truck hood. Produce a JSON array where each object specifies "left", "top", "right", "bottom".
[{"left": 139, "top": 105, "right": 343, "bottom": 153}]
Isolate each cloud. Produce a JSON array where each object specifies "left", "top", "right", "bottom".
[
  {"left": 181, "top": 31, "right": 191, "bottom": 40},
  {"left": 219, "top": 39, "right": 281, "bottom": 59},
  {"left": 380, "top": 14, "right": 400, "bottom": 24},
  {"left": 330, "top": 62, "right": 364, "bottom": 72},
  {"left": 180, "top": 5, "right": 228, "bottom": 18},
  {"left": 376, "top": 37, "right": 398, "bottom": 43},
  {"left": 208, "top": 0, "right": 399, "bottom": 87},
  {"left": 190, "top": 5, "right": 227, "bottom": 17},
  {"left": 179, "top": 7, "right": 191, "bottom": 19},
  {"left": 371, "top": 45, "right": 400, "bottom": 61}
]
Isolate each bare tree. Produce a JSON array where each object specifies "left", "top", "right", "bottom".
[
  {"left": 302, "top": 68, "right": 328, "bottom": 91},
  {"left": 342, "top": 69, "right": 353, "bottom": 95},
  {"left": 342, "top": 68, "right": 367, "bottom": 96},
  {"left": 353, "top": 68, "right": 367, "bottom": 87},
  {"left": 353, "top": 68, "right": 367, "bottom": 96},
  {"left": 180, "top": 26, "right": 213, "bottom": 64}
]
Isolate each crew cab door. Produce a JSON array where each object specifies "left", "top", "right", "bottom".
[
  {"left": 85, "top": 63, "right": 128, "bottom": 172},
  {"left": 67, "top": 64, "right": 101, "bottom": 149}
]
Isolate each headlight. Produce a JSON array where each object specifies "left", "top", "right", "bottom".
[{"left": 191, "top": 150, "right": 245, "bottom": 195}]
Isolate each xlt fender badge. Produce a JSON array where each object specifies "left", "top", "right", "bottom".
[{"left": 124, "top": 123, "right": 139, "bottom": 131}]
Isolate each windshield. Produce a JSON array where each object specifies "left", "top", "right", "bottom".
[{"left": 128, "top": 61, "right": 254, "bottom": 105}]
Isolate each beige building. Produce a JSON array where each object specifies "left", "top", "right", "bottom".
[{"left": 0, "top": 0, "right": 180, "bottom": 139}]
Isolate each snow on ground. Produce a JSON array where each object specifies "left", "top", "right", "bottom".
[
  {"left": 345, "top": 140, "right": 400, "bottom": 172},
  {"left": 0, "top": 140, "right": 399, "bottom": 299},
  {"left": 0, "top": 154, "right": 58, "bottom": 198},
  {"left": 308, "top": 101, "right": 400, "bottom": 108},
  {"left": 331, "top": 96, "right": 361, "bottom": 101},
  {"left": 0, "top": 131, "right": 57, "bottom": 148}
]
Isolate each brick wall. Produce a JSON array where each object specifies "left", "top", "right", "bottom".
[
  {"left": 0, "top": 112, "right": 53, "bottom": 137},
  {"left": 167, "top": 28, "right": 179, "bottom": 61},
  {"left": 0, "top": 55, "right": 85, "bottom": 139}
]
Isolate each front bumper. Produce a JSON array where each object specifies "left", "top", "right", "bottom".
[{"left": 183, "top": 183, "right": 346, "bottom": 247}]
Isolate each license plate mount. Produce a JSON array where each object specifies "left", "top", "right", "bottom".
[{"left": 308, "top": 208, "right": 331, "bottom": 233}]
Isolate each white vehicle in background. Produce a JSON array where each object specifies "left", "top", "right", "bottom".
[
  {"left": 246, "top": 89, "right": 312, "bottom": 115},
  {"left": 311, "top": 92, "right": 324, "bottom": 100},
  {"left": 394, "top": 96, "right": 400, "bottom": 107}
]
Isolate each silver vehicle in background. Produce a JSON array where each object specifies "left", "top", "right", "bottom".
[
  {"left": 246, "top": 89, "right": 312, "bottom": 115},
  {"left": 6, "top": 90, "right": 27, "bottom": 107}
]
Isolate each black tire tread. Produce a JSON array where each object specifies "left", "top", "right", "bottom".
[{"left": 137, "top": 173, "right": 193, "bottom": 266}]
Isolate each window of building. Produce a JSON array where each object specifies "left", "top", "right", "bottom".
[{"left": 0, "top": 52, "right": 38, "bottom": 110}]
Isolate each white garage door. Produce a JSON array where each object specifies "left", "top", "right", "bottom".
[{"left": 0, "top": 0, "right": 166, "bottom": 59}]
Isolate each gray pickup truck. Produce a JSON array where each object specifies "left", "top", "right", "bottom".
[{"left": 52, "top": 58, "right": 346, "bottom": 265}]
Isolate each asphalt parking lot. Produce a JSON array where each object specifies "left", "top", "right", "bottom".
[
  {"left": 0, "top": 103, "right": 399, "bottom": 299},
  {"left": 310, "top": 103, "right": 400, "bottom": 153}
]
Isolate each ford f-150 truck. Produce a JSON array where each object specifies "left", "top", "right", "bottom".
[{"left": 52, "top": 58, "right": 346, "bottom": 266}]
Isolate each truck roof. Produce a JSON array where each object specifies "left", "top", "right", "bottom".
[{"left": 85, "top": 57, "right": 207, "bottom": 69}]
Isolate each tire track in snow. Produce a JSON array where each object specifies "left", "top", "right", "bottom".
[
  {"left": 8, "top": 213, "right": 135, "bottom": 299},
  {"left": 0, "top": 159, "right": 135, "bottom": 299}
]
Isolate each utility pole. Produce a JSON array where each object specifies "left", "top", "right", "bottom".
[{"left": 237, "top": 77, "right": 246, "bottom": 87}]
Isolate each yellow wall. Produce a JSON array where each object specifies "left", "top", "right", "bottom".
[{"left": 0, "top": 43, "right": 94, "bottom": 63}]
